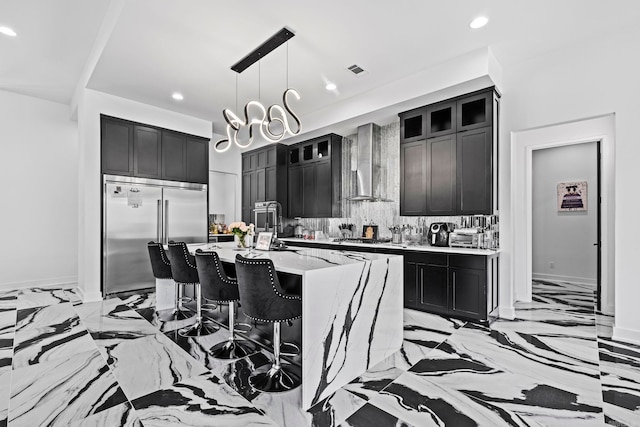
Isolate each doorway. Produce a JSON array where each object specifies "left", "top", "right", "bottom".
[
  {"left": 510, "top": 114, "right": 615, "bottom": 315},
  {"left": 531, "top": 141, "right": 601, "bottom": 308}
]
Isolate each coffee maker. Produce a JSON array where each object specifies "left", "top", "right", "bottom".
[{"left": 427, "top": 222, "right": 456, "bottom": 247}]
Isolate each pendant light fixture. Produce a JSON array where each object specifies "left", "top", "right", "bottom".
[{"left": 215, "top": 27, "right": 302, "bottom": 153}]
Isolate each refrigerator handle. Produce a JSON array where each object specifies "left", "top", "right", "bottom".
[
  {"left": 164, "top": 199, "right": 169, "bottom": 244},
  {"left": 157, "top": 200, "right": 162, "bottom": 243}
]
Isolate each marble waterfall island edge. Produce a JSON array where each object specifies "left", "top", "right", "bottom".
[{"left": 302, "top": 254, "right": 403, "bottom": 409}]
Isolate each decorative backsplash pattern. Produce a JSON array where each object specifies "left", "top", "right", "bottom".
[{"left": 282, "top": 120, "right": 498, "bottom": 243}]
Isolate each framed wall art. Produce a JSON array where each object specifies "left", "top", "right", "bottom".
[{"left": 557, "top": 181, "right": 587, "bottom": 212}]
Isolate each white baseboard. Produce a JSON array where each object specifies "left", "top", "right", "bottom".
[
  {"left": 532, "top": 273, "right": 596, "bottom": 286},
  {"left": 612, "top": 326, "right": 640, "bottom": 347},
  {"left": 0, "top": 276, "right": 78, "bottom": 292},
  {"left": 498, "top": 305, "right": 516, "bottom": 320}
]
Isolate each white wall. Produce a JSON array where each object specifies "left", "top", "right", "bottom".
[
  {"left": 0, "top": 91, "right": 78, "bottom": 289},
  {"left": 209, "top": 132, "right": 242, "bottom": 223},
  {"left": 532, "top": 143, "right": 597, "bottom": 284},
  {"left": 77, "top": 89, "right": 212, "bottom": 301},
  {"left": 500, "top": 25, "right": 640, "bottom": 344}
]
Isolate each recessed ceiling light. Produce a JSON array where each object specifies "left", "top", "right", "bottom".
[
  {"left": 469, "top": 16, "right": 489, "bottom": 29},
  {"left": 172, "top": 92, "right": 184, "bottom": 101},
  {"left": 0, "top": 26, "right": 17, "bottom": 37},
  {"left": 325, "top": 83, "right": 337, "bottom": 91}
]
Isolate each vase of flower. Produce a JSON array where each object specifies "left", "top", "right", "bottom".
[{"left": 228, "top": 221, "right": 255, "bottom": 249}]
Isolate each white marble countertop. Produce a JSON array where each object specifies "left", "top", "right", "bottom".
[
  {"left": 280, "top": 237, "right": 500, "bottom": 256},
  {"left": 186, "top": 241, "right": 401, "bottom": 275}
]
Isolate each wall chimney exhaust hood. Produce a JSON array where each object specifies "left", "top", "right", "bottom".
[{"left": 348, "top": 123, "right": 393, "bottom": 202}]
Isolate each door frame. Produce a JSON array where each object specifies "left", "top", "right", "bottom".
[{"left": 510, "top": 114, "right": 615, "bottom": 314}]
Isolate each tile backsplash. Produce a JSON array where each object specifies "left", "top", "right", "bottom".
[{"left": 282, "top": 120, "right": 499, "bottom": 244}]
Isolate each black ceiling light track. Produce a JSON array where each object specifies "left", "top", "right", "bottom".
[{"left": 231, "top": 27, "right": 295, "bottom": 74}]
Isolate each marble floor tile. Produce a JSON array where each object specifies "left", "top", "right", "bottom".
[
  {"left": 73, "top": 297, "right": 124, "bottom": 320},
  {"left": 163, "top": 327, "right": 259, "bottom": 374},
  {"left": 253, "top": 386, "right": 365, "bottom": 427},
  {"left": 136, "top": 306, "right": 197, "bottom": 333},
  {"left": 9, "top": 349, "right": 128, "bottom": 426},
  {"left": 131, "top": 372, "right": 278, "bottom": 426},
  {"left": 217, "top": 349, "right": 279, "bottom": 402},
  {"left": 215, "top": 348, "right": 361, "bottom": 427},
  {"left": 118, "top": 292, "right": 156, "bottom": 310},
  {"left": 15, "top": 302, "right": 80, "bottom": 331},
  {"left": 342, "top": 362, "right": 405, "bottom": 402},
  {"left": 104, "top": 332, "right": 209, "bottom": 400},
  {"left": 406, "top": 336, "right": 604, "bottom": 426},
  {"left": 0, "top": 309, "right": 16, "bottom": 336},
  {"left": 17, "top": 285, "right": 82, "bottom": 309},
  {"left": 304, "top": 390, "right": 367, "bottom": 427},
  {"left": 0, "top": 368, "right": 10, "bottom": 426},
  {"left": 339, "top": 402, "right": 416, "bottom": 427},
  {"left": 0, "top": 310, "right": 16, "bottom": 370},
  {"left": 598, "top": 336, "right": 640, "bottom": 427},
  {"left": 12, "top": 303, "right": 96, "bottom": 368},
  {"left": 403, "top": 308, "right": 466, "bottom": 349},
  {"left": 0, "top": 294, "right": 17, "bottom": 311},
  {"left": 68, "top": 402, "right": 142, "bottom": 427},
  {"left": 76, "top": 301, "right": 157, "bottom": 337}
]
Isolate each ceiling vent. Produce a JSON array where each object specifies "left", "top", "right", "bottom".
[{"left": 347, "top": 64, "right": 367, "bottom": 76}]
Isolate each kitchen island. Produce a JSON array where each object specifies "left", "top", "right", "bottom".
[{"left": 186, "top": 242, "right": 403, "bottom": 409}]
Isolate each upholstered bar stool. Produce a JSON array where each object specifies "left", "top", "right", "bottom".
[
  {"left": 235, "top": 254, "right": 302, "bottom": 392},
  {"left": 167, "top": 241, "right": 219, "bottom": 337},
  {"left": 194, "top": 250, "right": 255, "bottom": 359},
  {"left": 147, "top": 242, "right": 192, "bottom": 321}
]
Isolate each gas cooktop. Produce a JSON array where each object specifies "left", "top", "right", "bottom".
[{"left": 332, "top": 237, "right": 392, "bottom": 244}]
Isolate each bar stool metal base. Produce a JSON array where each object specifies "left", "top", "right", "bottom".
[
  {"left": 178, "top": 319, "right": 219, "bottom": 337},
  {"left": 210, "top": 339, "right": 255, "bottom": 359},
  {"left": 249, "top": 364, "right": 301, "bottom": 393}
]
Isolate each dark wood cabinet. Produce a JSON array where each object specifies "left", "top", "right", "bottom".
[
  {"left": 449, "top": 255, "right": 487, "bottom": 319},
  {"left": 426, "top": 100, "right": 456, "bottom": 138},
  {"left": 457, "top": 91, "right": 492, "bottom": 131},
  {"left": 302, "top": 163, "right": 317, "bottom": 216},
  {"left": 186, "top": 138, "right": 208, "bottom": 184},
  {"left": 426, "top": 134, "right": 457, "bottom": 216},
  {"left": 161, "top": 131, "right": 186, "bottom": 181},
  {"left": 287, "top": 134, "right": 341, "bottom": 218},
  {"left": 101, "top": 115, "right": 208, "bottom": 184},
  {"left": 404, "top": 252, "right": 448, "bottom": 314},
  {"left": 457, "top": 127, "right": 492, "bottom": 215},
  {"left": 287, "top": 165, "right": 303, "bottom": 218},
  {"left": 404, "top": 251, "right": 491, "bottom": 321},
  {"left": 399, "top": 87, "right": 498, "bottom": 216},
  {"left": 400, "top": 140, "right": 428, "bottom": 215},
  {"left": 134, "top": 126, "right": 162, "bottom": 178},
  {"left": 399, "top": 107, "right": 427, "bottom": 143},
  {"left": 241, "top": 144, "right": 288, "bottom": 224},
  {"left": 241, "top": 172, "right": 252, "bottom": 225},
  {"left": 101, "top": 118, "right": 133, "bottom": 176},
  {"left": 315, "top": 160, "right": 332, "bottom": 217}
]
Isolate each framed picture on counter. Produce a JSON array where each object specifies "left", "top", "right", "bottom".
[{"left": 255, "top": 232, "right": 273, "bottom": 251}]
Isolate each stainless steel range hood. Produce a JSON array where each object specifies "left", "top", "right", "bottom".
[{"left": 348, "top": 123, "right": 393, "bottom": 202}]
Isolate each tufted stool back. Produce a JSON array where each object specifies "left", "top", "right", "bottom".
[
  {"left": 147, "top": 242, "right": 173, "bottom": 279},
  {"left": 234, "top": 254, "right": 301, "bottom": 323},
  {"left": 195, "top": 250, "right": 239, "bottom": 302},
  {"left": 166, "top": 241, "right": 199, "bottom": 285}
]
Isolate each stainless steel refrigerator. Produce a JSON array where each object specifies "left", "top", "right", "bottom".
[{"left": 103, "top": 174, "right": 208, "bottom": 296}]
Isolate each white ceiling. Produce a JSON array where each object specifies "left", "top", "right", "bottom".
[{"left": 2, "top": 0, "right": 640, "bottom": 139}]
